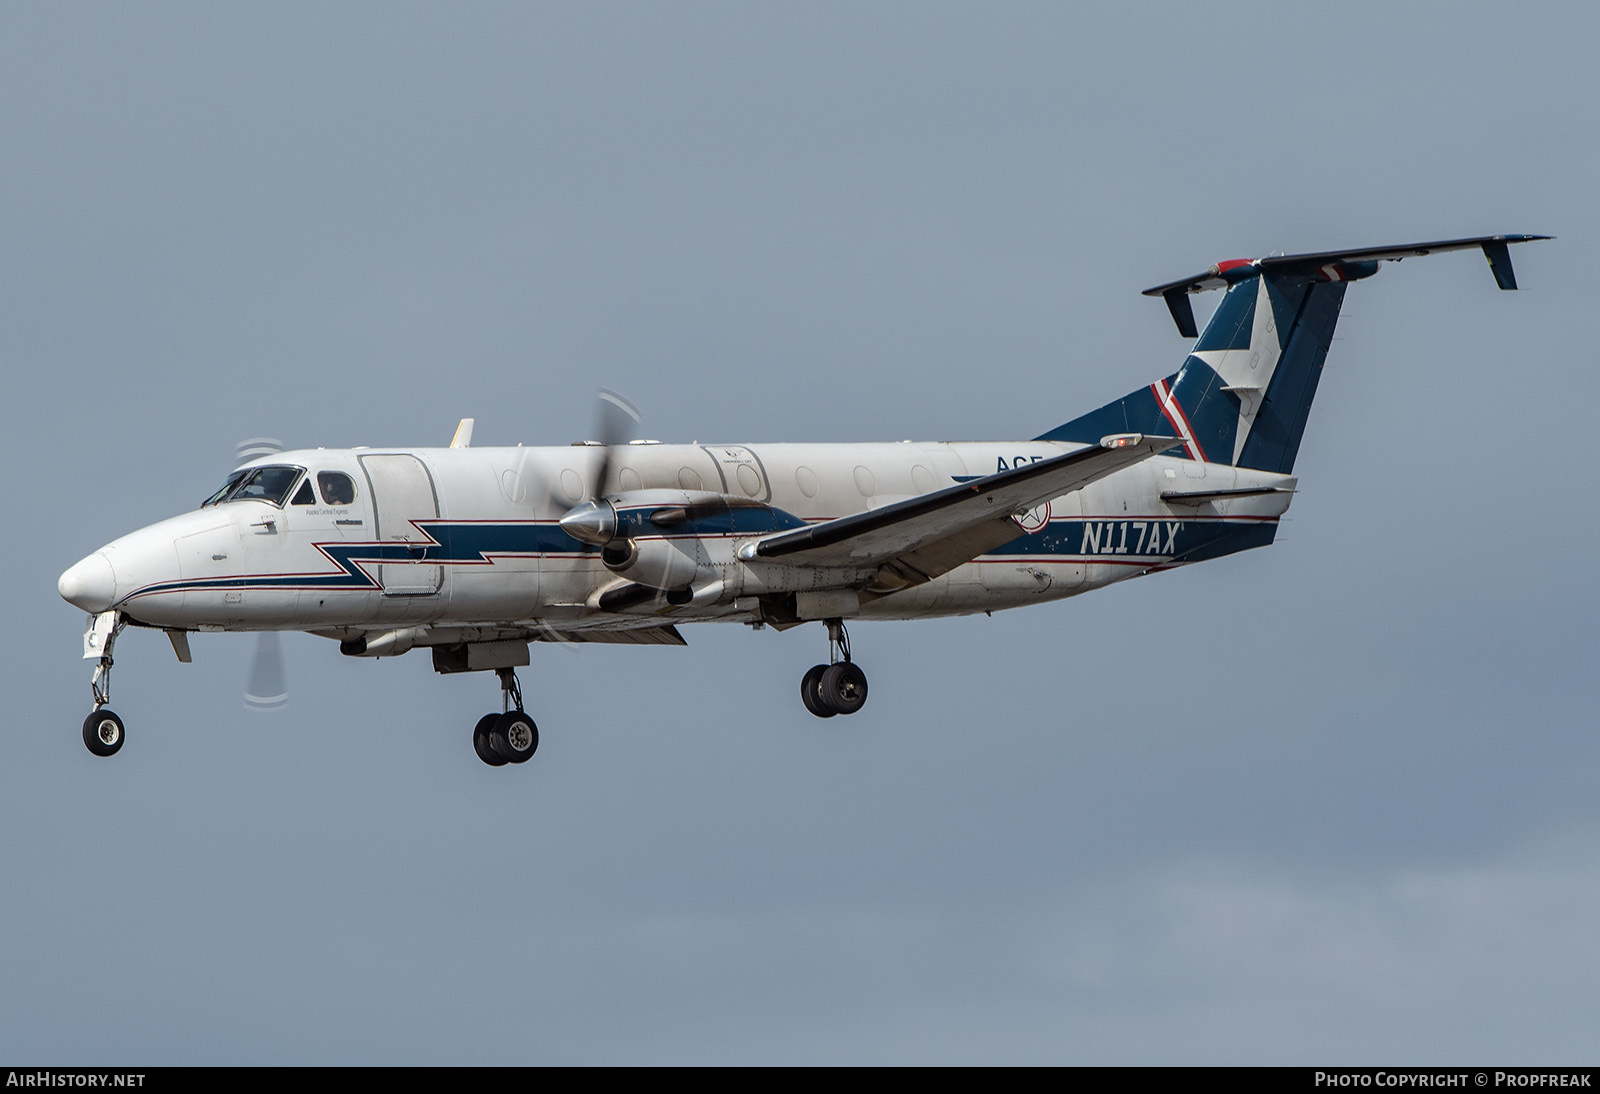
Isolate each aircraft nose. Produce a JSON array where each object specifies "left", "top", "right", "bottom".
[{"left": 59, "top": 552, "right": 118, "bottom": 613}]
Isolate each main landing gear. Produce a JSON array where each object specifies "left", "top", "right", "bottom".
[
  {"left": 472, "top": 667, "right": 540, "bottom": 767},
  {"left": 800, "top": 619, "right": 868, "bottom": 718},
  {"left": 81, "top": 611, "right": 127, "bottom": 757}
]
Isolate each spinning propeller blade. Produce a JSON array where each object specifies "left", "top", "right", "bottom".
[
  {"left": 244, "top": 631, "right": 289, "bottom": 711},
  {"left": 550, "top": 388, "right": 642, "bottom": 531},
  {"left": 588, "top": 387, "right": 641, "bottom": 501},
  {"left": 236, "top": 436, "right": 286, "bottom": 463},
  {"left": 235, "top": 437, "right": 292, "bottom": 711}
]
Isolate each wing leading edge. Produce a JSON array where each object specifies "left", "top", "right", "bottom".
[{"left": 744, "top": 434, "right": 1178, "bottom": 590}]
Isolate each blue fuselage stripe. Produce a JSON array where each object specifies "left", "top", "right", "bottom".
[{"left": 128, "top": 514, "right": 1277, "bottom": 601}]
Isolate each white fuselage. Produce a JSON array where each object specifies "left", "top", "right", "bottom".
[{"left": 64, "top": 440, "right": 1295, "bottom": 644}]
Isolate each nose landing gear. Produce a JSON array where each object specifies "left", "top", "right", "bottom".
[
  {"left": 79, "top": 611, "right": 127, "bottom": 757},
  {"left": 800, "top": 619, "right": 869, "bottom": 718},
  {"left": 471, "top": 667, "right": 540, "bottom": 766}
]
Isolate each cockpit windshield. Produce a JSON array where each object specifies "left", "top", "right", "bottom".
[
  {"left": 202, "top": 471, "right": 248, "bottom": 508},
  {"left": 202, "top": 465, "right": 305, "bottom": 509}
]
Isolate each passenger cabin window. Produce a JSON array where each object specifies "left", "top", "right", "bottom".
[
  {"left": 202, "top": 465, "right": 305, "bottom": 508},
  {"left": 317, "top": 472, "right": 356, "bottom": 506},
  {"left": 291, "top": 479, "right": 315, "bottom": 506}
]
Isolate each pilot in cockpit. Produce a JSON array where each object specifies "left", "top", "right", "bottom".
[{"left": 318, "top": 471, "right": 355, "bottom": 506}]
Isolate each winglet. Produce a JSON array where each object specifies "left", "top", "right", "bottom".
[
  {"left": 1481, "top": 239, "right": 1521, "bottom": 290},
  {"left": 450, "top": 418, "right": 475, "bottom": 448}
]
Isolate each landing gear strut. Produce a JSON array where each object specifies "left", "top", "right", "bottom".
[
  {"left": 800, "top": 619, "right": 868, "bottom": 718},
  {"left": 81, "top": 611, "right": 127, "bottom": 757},
  {"left": 472, "top": 667, "right": 539, "bottom": 766}
]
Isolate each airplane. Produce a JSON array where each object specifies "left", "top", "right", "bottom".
[{"left": 58, "top": 234, "right": 1548, "bottom": 767}]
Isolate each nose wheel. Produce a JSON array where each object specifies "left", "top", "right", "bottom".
[
  {"left": 83, "top": 709, "right": 126, "bottom": 757},
  {"left": 800, "top": 619, "right": 869, "bottom": 718},
  {"left": 472, "top": 668, "right": 539, "bottom": 766}
]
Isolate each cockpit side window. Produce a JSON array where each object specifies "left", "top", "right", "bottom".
[
  {"left": 317, "top": 471, "right": 357, "bottom": 506},
  {"left": 291, "top": 479, "right": 316, "bottom": 506}
]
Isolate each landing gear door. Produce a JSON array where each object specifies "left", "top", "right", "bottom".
[{"left": 359, "top": 454, "right": 442, "bottom": 596}]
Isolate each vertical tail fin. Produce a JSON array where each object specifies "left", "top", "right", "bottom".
[{"left": 1039, "top": 235, "right": 1548, "bottom": 473}]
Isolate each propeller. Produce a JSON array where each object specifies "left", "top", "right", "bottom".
[
  {"left": 554, "top": 388, "right": 641, "bottom": 548},
  {"left": 236, "top": 436, "right": 286, "bottom": 462},
  {"left": 591, "top": 388, "right": 642, "bottom": 496},
  {"left": 235, "top": 438, "right": 292, "bottom": 712},
  {"left": 243, "top": 630, "right": 289, "bottom": 711},
  {"left": 553, "top": 391, "right": 758, "bottom": 603}
]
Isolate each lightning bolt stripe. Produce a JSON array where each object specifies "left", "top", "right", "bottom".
[
  {"left": 123, "top": 509, "right": 808, "bottom": 601},
  {"left": 127, "top": 521, "right": 574, "bottom": 600}
]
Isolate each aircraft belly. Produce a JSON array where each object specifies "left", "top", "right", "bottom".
[
  {"left": 855, "top": 564, "right": 1084, "bottom": 620},
  {"left": 854, "top": 578, "right": 957, "bottom": 619}
]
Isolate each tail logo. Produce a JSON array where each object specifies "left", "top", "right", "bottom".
[
  {"left": 1187, "top": 277, "right": 1284, "bottom": 464},
  {"left": 1012, "top": 503, "right": 1051, "bottom": 533}
]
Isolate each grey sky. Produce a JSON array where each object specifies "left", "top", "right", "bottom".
[{"left": 3, "top": 2, "right": 1595, "bottom": 1064}]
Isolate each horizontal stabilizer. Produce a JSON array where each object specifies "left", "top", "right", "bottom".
[
  {"left": 1160, "top": 486, "right": 1294, "bottom": 506},
  {"left": 1144, "top": 234, "right": 1551, "bottom": 334}
]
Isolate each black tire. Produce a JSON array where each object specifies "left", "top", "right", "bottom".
[
  {"left": 491, "top": 710, "right": 539, "bottom": 764},
  {"left": 800, "top": 664, "right": 836, "bottom": 718},
  {"left": 83, "top": 710, "right": 125, "bottom": 757},
  {"left": 819, "top": 662, "right": 868, "bottom": 715},
  {"left": 473, "top": 713, "right": 507, "bottom": 766}
]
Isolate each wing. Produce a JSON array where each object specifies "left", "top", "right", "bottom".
[{"left": 744, "top": 433, "right": 1178, "bottom": 590}]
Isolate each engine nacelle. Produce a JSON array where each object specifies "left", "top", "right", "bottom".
[
  {"left": 605, "top": 535, "right": 707, "bottom": 591},
  {"left": 562, "top": 488, "right": 812, "bottom": 594},
  {"left": 340, "top": 626, "right": 428, "bottom": 657}
]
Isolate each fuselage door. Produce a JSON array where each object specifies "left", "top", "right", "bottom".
[
  {"left": 359, "top": 453, "right": 442, "bottom": 596},
  {"left": 702, "top": 445, "right": 771, "bottom": 502}
]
